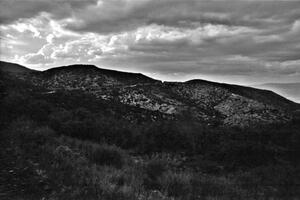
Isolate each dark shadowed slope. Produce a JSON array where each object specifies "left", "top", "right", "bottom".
[
  {"left": 0, "top": 61, "right": 35, "bottom": 74},
  {"left": 253, "top": 83, "right": 300, "bottom": 104}
]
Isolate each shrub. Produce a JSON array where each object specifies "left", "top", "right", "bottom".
[
  {"left": 8, "top": 119, "right": 55, "bottom": 150},
  {"left": 145, "top": 158, "right": 168, "bottom": 180},
  {"left": 187, "top": 156, "right": 223, "bottom": 174},
  {"left": 27, "top": 99, "right": 53, "bottom": 123},
  {"left": 236, "top": 165, "right": 300, "bottom": 198},
  {"left": 140, "top": 122, "right": 191, "bottom": 153},
  {"left": 189, "top": 174, "right": 244, "bottom": 199},
  {"left": 56, "top": 136, "right": 131, "bottom": 169},
  {"left": 159, "top": 171, "right": 192, "bottom": 198},
  {"left": 143, "top": 156, "right": 169, "bottom": 190},
  {"left": 90, "top": 144, "right": 127, "bottom": 169}
]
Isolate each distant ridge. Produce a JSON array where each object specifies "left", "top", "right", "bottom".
[
  {"left": 253, "top": 82, "right": 300, "bottom": 104},
  {"left": 0, "top": 61, "right": 34, "bottom": 74},
  {"left": 187, "top": 79, "right": 300, "bottom": 111}
]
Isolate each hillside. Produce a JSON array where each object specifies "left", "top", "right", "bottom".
[
  {"left": 1, "top": 61, "right": 300, "bottom": 199},
  {"left": 0, "top": 61, "right": 37, "bottom": 74},
  {"left": 253, "top": 82, "right": 300, "bottom": 103},
  {"left": 1, "top": 61, "right": 299, "bottom": 127}
]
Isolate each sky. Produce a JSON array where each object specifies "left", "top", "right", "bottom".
[{"left": 1, "top": 0, "right": 300, "bottom": 85}]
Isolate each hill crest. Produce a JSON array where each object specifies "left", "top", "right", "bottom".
[{"left": 1, "top": 60, "right": 299, "bottom": 127}]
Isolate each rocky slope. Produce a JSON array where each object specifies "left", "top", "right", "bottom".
[{"left": 1, "top": 61, "right": 299, "bottom": 127}]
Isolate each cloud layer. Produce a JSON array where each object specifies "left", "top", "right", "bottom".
[{"left": 1, "top": 0, "right": 300, "bottom": 85}]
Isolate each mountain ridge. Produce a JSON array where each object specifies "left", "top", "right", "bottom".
[
  {"left": 253, "top": 82, "right": 300, "bottom": 103},
  {"left": 1, "top": 60, "right": 299, "bottom": 127},
  {"left": 0, "top": 60, "right": 35, "bottom": 74}
]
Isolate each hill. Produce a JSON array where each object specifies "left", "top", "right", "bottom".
[
  {"left": 253, "top": 82, "right": 300, "bottom": 103},
  {"left": 1, "top": 60, "right": 300, "bottom": 199},
  {"left": 1, "top": 61, "right": 299, "bottom": 127},
  {"left": 0, "top": 61, "right": 35, "bottom": 74}
]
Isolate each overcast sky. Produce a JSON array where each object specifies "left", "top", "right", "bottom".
[{"left": 1, "top": 0, "right": 300, "bottom": 85}]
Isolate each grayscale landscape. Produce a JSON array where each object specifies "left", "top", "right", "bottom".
[{"left": 1, "top": 1, "right": 300, "bottom": 199}]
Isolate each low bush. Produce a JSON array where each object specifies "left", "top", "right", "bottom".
[
  {"left": 159, "top": 171, "right": 192, "bottom": 198},
  {"left": 145, "top": 158, "right": 168, "bottom": 180},
  {"left": 57, "top": 136, "right": 130, "bottom": 169},
  {"left": 91, "top": 145, "right": 127, "bottom": 168},
  {"left": 235, "top": 165, "right": 300, "bottom": 198},
  {"left": 143, "top": 155, "right": 169, "bottom": 190},
  {"left": 189, "top": 174, "right": 244, "bottom": 199},
  {"left": 8, "top": 119, "right": 56, "bottom": 152}
]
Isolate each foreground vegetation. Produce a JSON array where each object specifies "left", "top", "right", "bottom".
[{"left": 0, "top": 71, "right": 299, "bottom": 199}]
